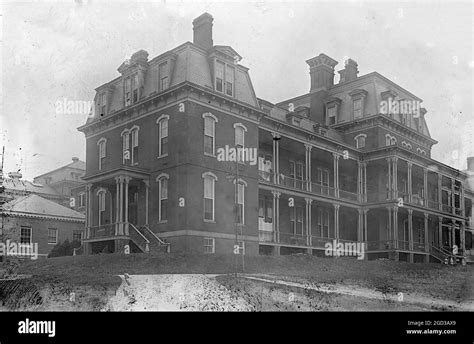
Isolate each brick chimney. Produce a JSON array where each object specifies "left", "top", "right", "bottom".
[
  {"left": 72, "top": 157, "right": 79, "bottom": 163},
  {"left": 467, "top": 157, "right": 474, "bottom": 171},
  {"left": 193, "top": 13, "right": 213, "bottom": 50},
  {"left": 338, "top": 58, "right": 359, "bottom": 83},
  {"left": 306, "top": 53, "right": 338, "bottom": 92}
]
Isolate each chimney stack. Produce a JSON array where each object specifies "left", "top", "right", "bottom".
[
  {"left": 338, "top": 58, "right": 359, "bottom": 83},
  {"left": 193, "top": 13, "right": 214, "bottom": 50},
  {"left": 72, "top": 157, "right": 79, "bottom": 163},
  {"left": 467, "top": 157, "right": 474, "bottom": 171},
  {"left": 8, "top": 171, "right": 22, "bottom": 180},
  {"left": 306, "top": 53, "right": 338, "bottom": 92}
]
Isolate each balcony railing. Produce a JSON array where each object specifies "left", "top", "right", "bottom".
[
  {"left": 311, "top": 236, "right": 334, "bottom": 249},
  {"left": 427, "top": 199, "right": 439, "bottom": 210},
  {"left": 311, "top": 183, "right": 336, "bottom": 197},
  {"left": 88, "top": 224, "right": 116, "bottom": 239},
  {"left": 258, "top": 230, "right": 274, "bottom": 242},
  {"left": 413, "top": 242, "right": 425, "bottom": 252},
  {"left": 442, "top": 204, "right": 452, "bottom": 213},
  {"left": 279, "top": 232, "right": 308, "bottom": 246},
  {"left": 258, "top": 170, "right": 273, "bottom": 183},
  {"left": 339, "top": 189, "right": 358, "bottom": 201},
  {"left": 367, "top": 240, "right": 395, "bottom": 251},
  {"left": 397, "top": 240, "right": 410, "bottom": 251}
]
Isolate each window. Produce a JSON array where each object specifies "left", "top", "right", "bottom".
[
  {"left": 157, "top": 175, "right": 168, "bottom": 222},
  {"left": 327, "top": 106, "right": 337, "bottom": 125},
  {"left": 159, "top": 62, "right": 169, "bottom": 91},
  {"left": 204, "top": 237, "right": 215, "bottom": 254},
  {"left": 124, "top": 77, "right": 132, "bottom": 106},
  {"left": 98, "top": 93, "right": 107, "bottom": 116},
  {"left": 203, "top": 172, "right": 217, "bottom": 221},
  {"left": 391, "top": 136, "right": 397, "bottom": 145},
  {"left": 20, "top": 226, "right": 32, "bottom": 245},
  {"left": 157, "top": 115, "right": 169, "bottom": 157},
  {"left": 234, "top": 123, "right": 247, "bottom": 163},
  {"left": 355, "top": 134, "right": 366, "bottom": 149},
  {"left": 203, "top": 113, "right": 217, "bottom": 156},
  {"left": 131, "top": 127, "right": 139, "bottom": 165},
  {"left": 225, "top": 65, "right": 234, "bottom": 96},
  {"left": 98, "top": 138, "right": 106, "bottom": 170},
  {"left": 73, "top": 230, "right": 83, "bottom": 242},
  {"left": 385, "top": 134, "right": 393, "bottom": 146},
  {"left": 122, "top": 129, "right": 130, "bottom": 164},
  {"left": 132, "top": 73, "right": 139, "bottom": 103},
  {"left": 353, "top": 98, "right": 363, "bottom": 119},
  {"left": 48, "top": 228, "right": 58, "bottom": 244},
  {"left": 215, "top": 61, "right": 224, "bottom": 93},
  {"left": 237, "top": 181, "right": 245, "bottom": 225},
  {"left": 316, "top": 168, "right": 330, "bottom": 195},
  {"left": 258, "top": 196, "right": 273, "bottom": 223},
  {"left": 78, "top": 193, "right": 85, "bottom": 208},
  {"left": 316, "top": 209, "right": 330, "bottom": 238},
  {"left": 97, "top": 189, "right": 106, "bottom": 225},
  {"left": 296, "top": 206, "right": 304, "bottom": 236}
]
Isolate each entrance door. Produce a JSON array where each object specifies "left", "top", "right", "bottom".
[{"left": 128, "top": 186, "right": 138, "bottom": 226}]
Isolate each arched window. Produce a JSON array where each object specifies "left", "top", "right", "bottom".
[
  {"left": 202, "top": 172, "right": 218, "bottom": 221},
  {"left": 156, "top": 173, "right": 169, "bottom": 222},
  {"left": 157, "top": 115, "right": 169, "bottom": 157},
  {"left": 96, "top": 188, "right": 107, "bottom": 226},
  {"left": 121, "top": 128, "right": 130, "bottom": 164},
  {"left": 203, "top": 113, "right": 218, "bottom": 156},
  {"left": 385, "top": 134, "right": 392, "bottom": 147},
  {"left": 97, "top": 138, "right": 107, "bottom": 170},
  {"left": 130, "top": 125, "right": 139, "bottom": 165},
  {"left": 391, "top": 136, "right": 397, "bottom": 145},
  {"left": 234, "top": 178, "right": 247, "bottom": 225},
  {"left": 234, "top": 123, "right": 247, "bottom": 163}
]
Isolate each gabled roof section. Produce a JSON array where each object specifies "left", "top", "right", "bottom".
[{"left": 2, "top": 194, "right": 85, "bottom": 221}]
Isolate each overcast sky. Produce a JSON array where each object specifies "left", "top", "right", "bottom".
[{"left": 1, "top": 0, "right": 473, "bottom": 180}]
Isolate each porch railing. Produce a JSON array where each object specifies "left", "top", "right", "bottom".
[
  {"left": 129, "top": 223, "right": 150, "bottom": 253},
  {"left": 311, "top": 182, "right": 336, "bottom": 198},
  {"left": 258, "top": 170, "right": 273, "bottom": 183},
  {"left": 88, "top": 224, "right": 116, "bottom": 239},
  {"left": 258, "top": 230, "right": 274, "bottom": 242},
  {"left": 339, "top": 189, "right": 358, "bottom": 201}
]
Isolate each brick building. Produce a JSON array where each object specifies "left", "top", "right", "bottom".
[
  {"left": 77, "top": 13, "right": 473, "bottom": 262},
  {"left": 1, "top": 194, "right": 85, "bottom": 258}
]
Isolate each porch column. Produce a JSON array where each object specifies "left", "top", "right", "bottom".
[
  {"left": 423, "top": 168, "right": 428, "bottom": 206},
  {"left": 363, "top": 162, "right": 367, "bottom": 202},
  {"left": 115, "top": 177, "right": 120, "bottom": 235},
  {"left": 86, "top": 184, "right": 92, "bottom": 239},
  {"left": 408, "top": 209, "right": 413, "bottom": 251},
  {"left": 393, "top": 206, "right": 398, "bottom": 249},
  {"left": 387, "top": 157, "right": 392, "bottom": 199},
  {"left": 305, "top": 198, "right": 312, "bottom": 246},
  {"left": 437, "top": 174, "right": 442, "bottom": 211},
  {"left": 305, "top": 144, "right": 312, "bottom": 192},
  {"left": 438, "top": 216, "right": 443, "bottom": 248},
  {"left": 357, "top": 162, "right": 362, "bottom": 202},
  {"left": 451, "top": 178, "right": 455, "bottom": 215},
  {"left": 272, "top": 191, "right": 280, "bottom": 242},
  {"left": 407, "top": 162, "right": 413, "bottom": 203},
  {"left": 363, "top": 209, "right": 368, "bottom": 243},
  {"left": 357, "top": 209, "right": 363, "bottom": 242},
  {"left": 460, "top": 182, "right": 465, "bottom": 217},
  {"left": 424, "top": 213, "right": 429, "bottom": 253},
  {"left": 333, "top": 153, "right": 339, "bottom": 198},
  {"left": 144, "top": 179, "right": 149, "bottom": 225},
  {"left": 272, "top": 133, "right": 280, "bottom": 184},
  {"left": 124, "top": 176, "right": 130, "bottom": 235},
  {"left": 460, "top": 221, "right": 465, "bottom": 253},
  {"left": 392, "top": 157, "right": 398, "bottom": 199},
  {"left": 451, "top": 219, "right": 456, "bottom": 248},
  {"left": 118, "top": 176, "right": 124, "bottom": 235},
  {"left": 334, "top": 204, "right": 340, "bottom": 240},
  {"left": 387, "top": 207, "right": 392, "bottom": 241}
]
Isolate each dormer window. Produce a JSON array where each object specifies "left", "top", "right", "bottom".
[
  {"left": 349, "top": 89, "right": 368, "bottom": 120},
  {"left": 355, "top": 134, "right": 366, "bottom": 148},
  {"left": 159, "top": 62, "right": 169, "bottom": 91},
  {"left": 327, "top": 106, "right": 337, "bottom": 125},
  {"left": 353, "top": 98, "right": 362, "bottom": 119},
  {"left": 215, "top": 60, "right": 234, "bottom": 97},
  {"left": 97, "top": 93, "right": 107, "bottom": 116},
  {"left": 124, "top": 73, "right": 139, "bottom": 106}
]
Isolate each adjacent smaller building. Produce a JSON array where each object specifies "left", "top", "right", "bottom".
[{"left": 1, "top": 194, "right": 85, "bottom": 258}]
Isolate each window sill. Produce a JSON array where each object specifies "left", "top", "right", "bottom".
[
  {"left": 204, "top": 220, "right": 216, "bottom": 223},
  {"left": 157, "top": 154, "right": 168, "bottom": 159},
  {"left": 158, "top": 220, "right": 168, "bottom": 224},
  {"left": 204, "top": 153, "right": 216, "bottom": 158},
  {"left": 48, "top": 242, "right": 57, "bottom": 245}
]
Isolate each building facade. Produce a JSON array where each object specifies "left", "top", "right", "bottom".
[{"left": 78, "top": 13, "right": 473, "bottom": 262}]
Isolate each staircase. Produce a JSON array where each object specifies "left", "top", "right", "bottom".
[
  {"left": 129, "top": 224, "right": 170, "bottom": 254},
  {"left": 429, "top": 245, "right": 458, "bottom": 264}
]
